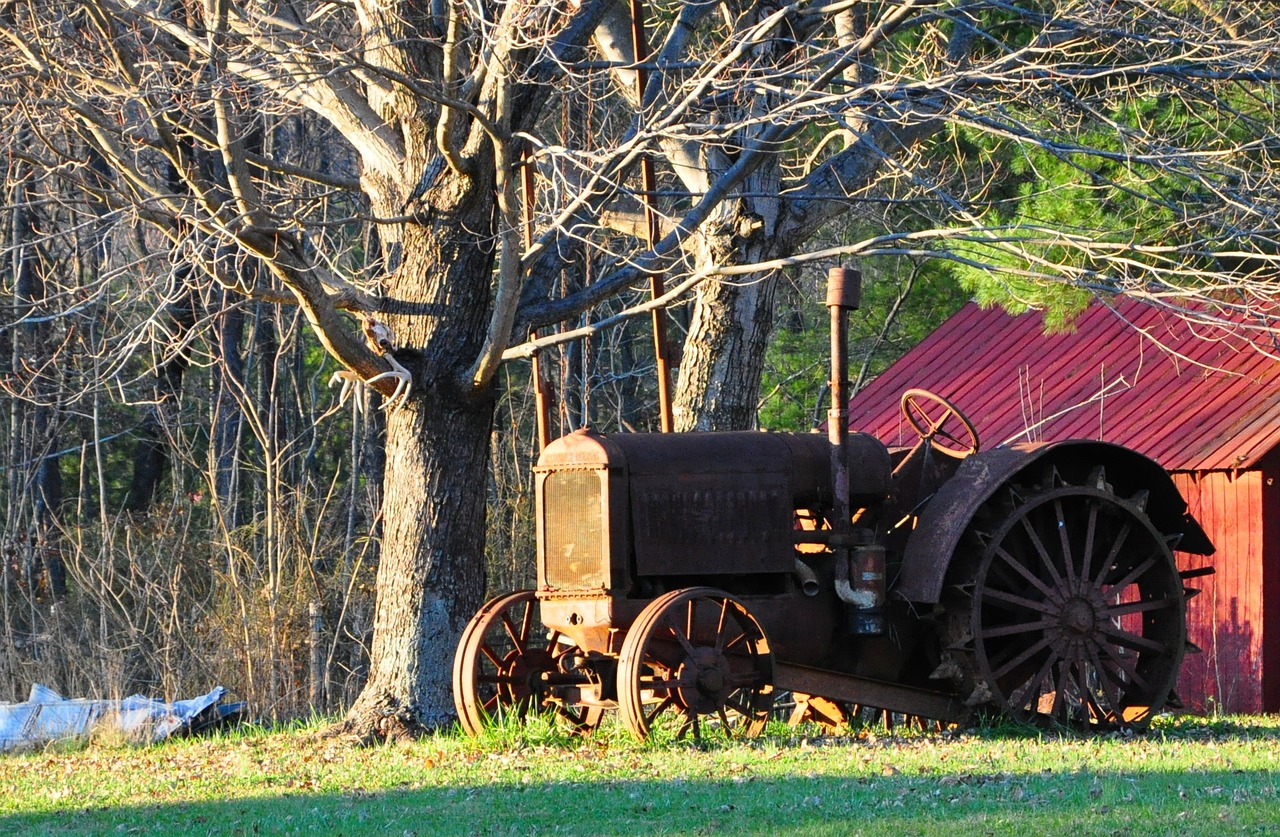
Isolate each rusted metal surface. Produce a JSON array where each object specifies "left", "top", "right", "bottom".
[
  {"left": 544, "top": 428, "right": 889, "bottom": 508},
  {"left": 774, "top": 662, "right": 967, "bottom": 724},
  {"left": 825, "top": 266, "right": 862, "bottom": 310},
  {"left": 780, "top": 431, "right": 891, "bottom": 507},
  {"left": 849, "top": 545, "right": 886, "bottom": 611},
  {"left": 896, "top": 440, "right": 1213, "bottom": 604},
  {"left": 828, "top": 268, "right": 884, "bottom": 634},
  {"left": 827, "top": 268, "right": 854, "bottom": 578},
  {"left": 453, "top": 591, "right": 603, "bottom": 736},
  {"left": 537, "top": 429, "right": 893, "bottom": 579},
  {"left": 532, "top": 429, "right": 632, "bottom": 649},
  {"left": 629, "top": 474, "right": 793, "bottom": 575},
  {"left": 534, "top": 425, "right": 625, "bottom": 470},
  {"left": 519, "top": 153, "right": 554, "bottom": 452},
  {"left": 461, "top": 396, "right": 1215, "bottom": 740},
  {"left": 835, "top": 300, "right": 1280, "bottom": 716},
  {"left": 847, "top": 299, "right": 1280, "bottom": 472},
  {"left": 899, "top": 389, "right": 979, "bottom": 457},
  {"left": 958, "top": 483, "right": 1187, "bottom": 728},
  {"left": 618, "top": 588, "right": 774, "bottom": 740},
  {"left": 583, "top": 431, "right": 804, "bottom": 577}
]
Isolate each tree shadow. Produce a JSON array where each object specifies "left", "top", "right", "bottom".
[{"left": 948, "top": 714, "right": 1280, "bottom": 744}]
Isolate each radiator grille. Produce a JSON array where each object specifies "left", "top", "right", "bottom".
[{"left": 542, "top": 470, "right": 605, "bottom": 589}]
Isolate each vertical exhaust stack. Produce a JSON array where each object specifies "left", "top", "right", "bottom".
[
  {"left": 826, "top": 267, "right": 885, "bottom": 635},
  {"left": 826, "top": 266, "right": 860, "bottom": 497}
]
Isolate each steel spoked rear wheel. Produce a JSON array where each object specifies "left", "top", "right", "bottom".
[
  {"left": 453, "top": 590, "right": 597, "bottom": 736},
  {"left": 618, "top": 587, "right": 774, "bottom": 742},
  {"left": 968, "top": 485, "right": 1186, "bottom": 729}
]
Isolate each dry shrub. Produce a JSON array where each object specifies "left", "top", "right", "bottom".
[{"left": 0, "top": 496, "right": 375, "bottom": 720}]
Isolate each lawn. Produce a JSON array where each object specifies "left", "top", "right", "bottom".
[{"left": 1, "top": 714, "right": 1277, "bottom": 836}]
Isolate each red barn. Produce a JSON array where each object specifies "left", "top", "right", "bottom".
[{"left": 847, "top": 298, "right": 1280, "bottom": 714}]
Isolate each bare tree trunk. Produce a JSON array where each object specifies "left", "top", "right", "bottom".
[
  {"left": 673, "top": 189, "right": 782, "bottom": 431},
  {"left": 670, "top": 6, "right": 962, "bottom": 433},
  {"left": 11, "top": 138, "right": 66, "bottom": 597},
  {"left": 665, "top": 7, "right": 790, "bottom": 433},
  {"left": 212, "top": 297, "right": 247, "bottom": 530},
  {"left": 342, "top": 393, "right": 491, "bottom": 736},
  {"left": 125, "top": 287, "right": 195, "bottom": 513},
  {"left": 338, "top": 164, "right": 497, "bottom": 735},
  {"left": 674, "top": 266, "right": 780, "bottom": 431}
]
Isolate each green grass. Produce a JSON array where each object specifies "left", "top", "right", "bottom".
[{"left": 2, "top": 714, "right": 1278, "bottom": 835}]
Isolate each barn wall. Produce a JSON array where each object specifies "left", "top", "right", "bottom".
[
  {"left": 1259, "top": 451, "right": 1280, "bottom": 713},
  {"left": 1171, "top": 468, "right": 1267, "bottom": 714}
]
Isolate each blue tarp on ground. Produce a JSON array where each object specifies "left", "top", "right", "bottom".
[{"left": 0, "top": 683, "right": 236, "bottom": 751}]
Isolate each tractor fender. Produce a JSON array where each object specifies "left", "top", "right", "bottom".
[{"left": 893, "top": 440, "right": 1213, "bottom": 604}]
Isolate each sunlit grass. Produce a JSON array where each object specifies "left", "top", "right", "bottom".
[{"left": 1, "top": 713, "right": 1278, "bottom": 835}]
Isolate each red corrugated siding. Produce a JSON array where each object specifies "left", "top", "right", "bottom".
[
  {"left": 847, "top": 299, "right": 1280, "bottom": 471},
  {"left": 1172, "top": 470, "right": 1266, "bottom": 714},
  {"left": 1259, "top": 451, "right": 1280, "bottom": 713}
]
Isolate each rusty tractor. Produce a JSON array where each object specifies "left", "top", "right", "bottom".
[{"left": 453, "top": 269, "right": 1214, "bottom": 740}]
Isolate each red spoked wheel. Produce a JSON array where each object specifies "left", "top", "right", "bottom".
[
  {"left": 617, "top": 587, "right": 774, "bottom": 742},
  {"left": 453, "top": 590, "right": 599, "bottom": 736}
]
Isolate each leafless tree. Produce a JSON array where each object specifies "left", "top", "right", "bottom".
[{"left": 2, "top": 0, "right": 1278, "bottom": 736}]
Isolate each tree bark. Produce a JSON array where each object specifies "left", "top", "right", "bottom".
[
  {"left": 670, "top": 4, "right": 966, "bottom": 433},
  {"left": 11, "top": 140, "right": 66, "bottom": 597},
  {"left": 212, "top": 297, "right": 247, "bottom": 530},
  {"left": 341, "top": 389, "right": 491, "bottom": 737},
  {"left": 673, "top": 173, "right": 782, "bottom": 431},
  {"left": 125, "top": 287, "right": 194, "bottom": 513},
  {"left": 338, "top": 156, "right": 498, "bottom": 735}
]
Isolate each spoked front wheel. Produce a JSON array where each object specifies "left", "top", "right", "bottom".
[
  {"left": 452, "top": 590, "right": 599, "bottom": 736},
  {"left": 617, "top": 587, "right": 774, "bottom": 742}
]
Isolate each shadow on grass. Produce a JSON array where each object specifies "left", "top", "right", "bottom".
[
  {"left": 1145, "top": 715, "right": 1280, "bottom": 741},
  {"left": 5, "top": 765, "right": 1277, "bottom": 836},
  {"left": 938, "top": 714, "right": 1280, "bottom": 744}
]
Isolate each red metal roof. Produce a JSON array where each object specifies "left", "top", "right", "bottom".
[{"left": 847, "top": 298, "right": 1280, "bottom": 471}]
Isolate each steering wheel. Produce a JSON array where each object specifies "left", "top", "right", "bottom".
[{"left": 899, "top": 388, "right": 980, "bottom": 457}]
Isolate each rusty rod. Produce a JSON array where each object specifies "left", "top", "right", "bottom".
[
  {"left": 827, "top": 267, "right": 884, "bottom": 634},
  {"left": 522, "top": 151, "right": 553, "bottom": 451},
  {"left": 630, "top": 0, "right": 674, "bottom": 432},
  {"left": 826, "top": 267, "right": 861, "bottom": 535}
]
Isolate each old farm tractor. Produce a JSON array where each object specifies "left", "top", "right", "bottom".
[{"left": 453, "top": 269, "right": 1214, "bottom": 739}]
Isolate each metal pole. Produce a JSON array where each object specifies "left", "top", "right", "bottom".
[
  {"left": 826, "top": 267, "right": 883, "bottom": 635},
  {"left": 826, "top": 267, "right": 860, "bottom": 532},
  {"left": 630, "top": 0, "right": 674, "bottom": 432},
  {"left": 522, "top": 151, "right": 553, "bottom": 451}
]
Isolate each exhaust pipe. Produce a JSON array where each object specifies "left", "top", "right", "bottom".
[
  {"left": 826, "top": 266, "right": 860, "bottom": 534},
  {"left": 826, "top": 267, "right": 885, "bottom": 635}
]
